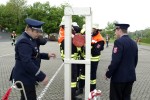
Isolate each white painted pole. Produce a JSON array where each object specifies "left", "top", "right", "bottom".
[
  {"left": 64, "top": 15, "right": 72, "bottom": 100},
  {"left": 64, "top": 7, "right": 92, "bottom": 100}
]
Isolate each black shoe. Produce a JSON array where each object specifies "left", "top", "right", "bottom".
[{"left": 75, "top": 89, "right": 83, "bottom": 96}]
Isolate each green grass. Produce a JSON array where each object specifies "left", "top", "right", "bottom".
[
  {"left": 108, "top": 38, "right": 150, "bottom": 46},
  {"left": 139, "top": 42, "right": 150, "bottom": 46}
]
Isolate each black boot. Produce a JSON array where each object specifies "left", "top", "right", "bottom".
[{"left": 75, "top": 88, "right": 83, "bottom": 96}]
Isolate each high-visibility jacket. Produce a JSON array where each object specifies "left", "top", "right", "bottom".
[
  {"left": 58, "top": 26, "right": 79, "bottom": 60},
  {"left": 58, "top": 27, "right": 65, "bottom": 43},
  {"left": 81, "top": 32, "right": 105, "bottom": 62},
  {"left": 91, "top": 32, "right": 105, "bottom": 61},
  {"left": 60, "top": 39, "right": 79, "bottom": 60},
  {"left": 91, "top": 32, "right": 104, "bottom": 44}
]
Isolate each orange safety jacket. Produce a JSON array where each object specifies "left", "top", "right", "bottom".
[
  {"left": 91, "top": 32, "right": 105, "bottom": 44},
  {"left": 58, "top": 27, "right": 65, "bottom": 43}
]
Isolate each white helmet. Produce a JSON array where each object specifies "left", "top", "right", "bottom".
[
  {"left": 59, "top": 16, "right": 65, "bottom": 26},
  {"left": 62, "top": 16, "right": 65, "bottom": 22},
  {"left": 80, "top": 28, "right": 85, "bottom": 34},
  {"left": 92, "top": 24, "right": 99, "bottom": 29},
  {"left": 72, "top": 22, "right": 79, "bottom": 27},
  {"left": 82, "top": 24, "right": 85, "bottom": 29},
  {"left": 59, "top": 21, "right": 65, "bottom": 26},
  {"left": 80, "top": 24, "right": 85, "bottom": 34}
]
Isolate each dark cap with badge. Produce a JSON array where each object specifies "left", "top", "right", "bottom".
[
  {"left": 25, "top": 18, "right": 45, "bottom": 33},
  {"left": 114, "top": 23, "right": 130, "bottom": 30}
]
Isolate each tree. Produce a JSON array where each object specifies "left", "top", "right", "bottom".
[
  {"left": 103, "top": 21, "right": 116, "bottom": 38},
  {"left": 26, "top": 2, "right": 64, "bottom": 34},
  {"left": 0, "top": 0, "right": 27, "bottom": 33}
]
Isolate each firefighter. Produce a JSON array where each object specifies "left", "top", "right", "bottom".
[
  {"left": 72, "top": 22, "right": 82, "bottom": 83},
  {"left": 58, "top": 19, "right": 82, "bottom": 100},
  {"left": 106, "top": 34, "right": 110, "bottom": 47},
  {"left": 11, "top": 31, "right": 17, "bottom": 46},
  {"left": 76, "top": 24, "right": 105, "bottom": 95}
]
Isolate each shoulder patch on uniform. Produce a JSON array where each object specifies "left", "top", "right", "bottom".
[
  {"left": 113, "top": 47, "right": 118, "bottom": 53},
  {"left": 97, "top": 44, "right": 101, "bottom": 48}
]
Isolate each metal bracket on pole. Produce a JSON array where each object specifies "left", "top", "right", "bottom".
[{"left": 64, "top": 7, "right": 92, "bottom": 100}]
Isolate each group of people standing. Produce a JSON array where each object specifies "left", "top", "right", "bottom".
[
  {"left": 9, "top": 17, "right": 138, "bottom": 100},
  {"left": 58, "top": 18, "right": 105, "bottom": 100},
  {"left": 58, "top": 19, "right": 138, "bottom": 100}
]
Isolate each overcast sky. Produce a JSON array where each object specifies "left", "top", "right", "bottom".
[{"left": 0, "top": 0, "right": 150, "bottom": 32}]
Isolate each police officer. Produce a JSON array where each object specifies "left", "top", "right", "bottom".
[
  {"left": 35, "top": 34, "right": 56, "bottom": 69},
  {"left": 105, "top": 23, "right": 138, "bottom": 100},
  {"left": 10, "top": 18, "right": 55, "bottom": 100},
  {"left": 76, "top": 24, "right": 105, "bottom": 95}
]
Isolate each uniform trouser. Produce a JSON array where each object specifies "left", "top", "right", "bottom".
[
  {"left": 78, "top": 61, "right": 99, "bottom": 91},
  {"left": 106, "top": 41, "right": 109, "bottom": 47},
  {"left": 110, "top": 82, "right": 134, "bottom": 100},
  {"left": 71, "top": 64, "right": 78, "bottom": 100},
  {"left": 77, "top": 64, "right": 84, "bottom": 81},
  {"left": 17, "top": 83, "right": 36, "bottom": 100},
  {"left": 12, "top": 39, "right": 15, "bottom": 45}
]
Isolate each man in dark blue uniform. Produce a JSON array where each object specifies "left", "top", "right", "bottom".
[
  {"left": 105, "top": 23, "right": 138, "bottom": 100},
  {"left": 10, "top": 18, "right": 55, "bottom": 100},
  {"left": 35, "top": 34, "right": 50, "bottom": 68}
]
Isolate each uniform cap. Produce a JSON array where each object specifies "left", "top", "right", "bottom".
[
  {"left": 25, "top": 18, "right": 44, "bottom": 32},
  {"left": 114, "top": 23, "right": 130, "bottom": 30}
]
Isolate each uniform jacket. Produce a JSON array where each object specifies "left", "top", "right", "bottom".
[
  {"left": 106, "top": 35, "right": 138, "bottom": 82},
  {"left": 35, "top": 36, "right": 49, "bottom": 68},
  {"left": 10, "top": 32, "right": 46, "bottom": 85}
]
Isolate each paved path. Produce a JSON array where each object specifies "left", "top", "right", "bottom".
[{"left": 0, "top": 40, "right": 150, "bottom": 100}]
